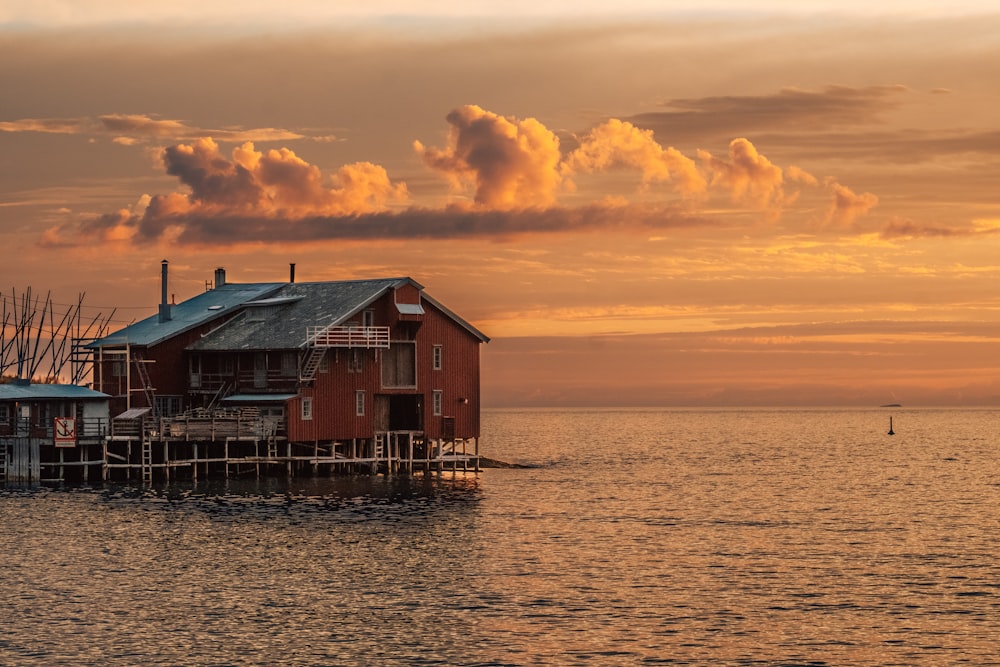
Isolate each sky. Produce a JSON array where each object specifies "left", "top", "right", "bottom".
[{"left": 3, "top": 1, "right": 1000, "bottom": 407}]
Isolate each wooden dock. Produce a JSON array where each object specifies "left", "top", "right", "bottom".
[{"left": 1, "top": 409, "right": 479, "bottom": 486}]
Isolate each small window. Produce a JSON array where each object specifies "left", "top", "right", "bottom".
[
  {"left": 318, "top": 351, "right": 329, "bottom": 373},
  {"left": 433, "top": 390, "right": 443, "bottom": 416},
  {"left": 301, "top": 397, "right": 313, "bottom": 421},
  {"left": 281, "top": 352, "right": 297, "bottom": 377},
  {"left": 221, "top": 355, "right": 235, "bottom": 375},
  {"left": 363, "top": 310, "right": 375, "bottom": 328},
  {"left": 355, "top": 390, "right": 365, "bottom": 416},
  {"left": 348, "top": 349, "right": 364, "bottom": 373},
  {"left": 0, "top": 404, "right": 8, "bottom": 424},
  {"left": 432, "top": 345, "right": 443, "bottom": 371},
  {"left": 111, "top": 361, "right": 127, "bottom": 377}
]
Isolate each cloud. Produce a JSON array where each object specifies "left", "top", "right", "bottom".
[
  {"left": 414, "top": 105, "right": 564, "bottom": 209},
  {"left": 698, "top": 138, "right": 787, "bottom": 212},
  {"left": 0, "top": 113, "right": 307, "bottom": 143},
  {"left": 625, "top": 85, "right": 909, "bottom": 144},
  {"left": 0, "top": 118, "right": 88, "bottom": 134},
  {"left": 45, "top": 200, "right": 706, "bottom": 248},
  {"left": 878, "top": 217, "right": 1000, "bottom": 240},
  {"left": 161, "top": 137, "right": 407, "bottom": 216},
  {"left": 825, "top": 180, "right": 878, "bottom": 230},
  {"left": 42, "top": 104, "right": 890, "bottom": 248},
  {"left": 563, "top": 119, "right": 706, "bottom": 195}
]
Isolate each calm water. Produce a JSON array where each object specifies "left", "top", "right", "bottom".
[{"left": 2, "top": 408, "right": 1000, "bottom": 666}]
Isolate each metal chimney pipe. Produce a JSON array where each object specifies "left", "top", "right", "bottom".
[
  {"left": 158, "top": 259, "right": 172, "bottom": 322},
  {"left": 290, "top": 263, "right": 296, "bottom": 283},
  {"left": 214, "top": 267, "right": 226, "bottom": 288},
  {"left": 161, "top": 259, "right": 169, "bottom": 305}
]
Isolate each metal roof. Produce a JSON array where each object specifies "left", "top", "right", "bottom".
[
  {"left": 89, "top": 276, "right": 489, "bottom": 353},
  {"left": 87, "top": 282, "right": 286, "bottom": 348},
  {"left": 0, "top": 383, "right": 110, "bottom": 401},
  {"left": 189, "top": 278, "right": 410, "bottom": 351}
]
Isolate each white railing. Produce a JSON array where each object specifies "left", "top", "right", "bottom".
[{"left": 306, "top": 326, "right": 390, "bottom": 349}]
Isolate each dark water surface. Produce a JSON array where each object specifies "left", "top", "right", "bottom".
[{"left": 2, "top": 408, "right": 1000, "bottom": 665}]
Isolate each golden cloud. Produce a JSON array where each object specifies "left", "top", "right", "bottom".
[{"left": 414, "top": 104, "right": 564, "bottom": 210}]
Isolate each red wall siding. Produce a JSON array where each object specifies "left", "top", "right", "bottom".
[{"left": 285, "top": 288, "right": 485, "bottom": 443}]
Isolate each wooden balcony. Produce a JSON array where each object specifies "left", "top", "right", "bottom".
[{"left": 306, "top": 326, "right": 390, "bottom": 349}]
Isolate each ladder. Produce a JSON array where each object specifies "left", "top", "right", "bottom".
[
  {"left": 267, "top": 438, "right": 278, "bottom": 458},
  {"left": 141, "top": 440, "right": 153, "bottom": 484},
  {"left": 298, "top": 347, "right": 326, "bottom": 382},
  {"left": 133, "top": 352, "right": 158, "bottom": 418},
  {"left": 374, "top": 433, "right": 385, "bottom": 461}
]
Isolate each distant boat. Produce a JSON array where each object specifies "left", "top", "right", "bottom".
[{"left": 888, "top": 416, "right": 895, "bottom": 436}]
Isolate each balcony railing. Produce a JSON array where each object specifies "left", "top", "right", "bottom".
[{"left": 306, "top": 326, "right": 390, "bottom": 349}]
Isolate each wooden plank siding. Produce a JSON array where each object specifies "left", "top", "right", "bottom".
[
  {"left": 91, "top": 278, "right": 486, "bottom": 450},
  {"left": 285, "top": 290, "right": 483, "bottom": 443}
]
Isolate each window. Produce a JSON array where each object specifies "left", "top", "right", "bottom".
[
  {"left": 355, "top": 390, "right": 365, "bottom": 416},
  {"left": 432, "top": 345, "right": 443, "bottom": 371},
  {"left": 348, "top": 349, "right": 364, "bottom": 373},
  {"left": 301, "top": 397, "right": 313, "bottom": 421},
  {"left": 363, "top": 310, "right": 375, "bottom": 328},
  {"left": 221, "top": 355, "right": 235, "bottom": 375},
  {"left": 433, "top": 390, "right": 443, "bottom": 416},
  {"left": 318, "top": 351, "right": 329, "bottom": 373},
  {"left": 111, "top": 361, "right": 127, "bottom": 377},
  {"left": 281, "top": 352, "right": 297, "bottom": 377},
  {"left": 154, "top": 396, "right": 182, "bottom": 417},
  {"left": 0, "top": 404, "right": 8, "bottom": 424}
]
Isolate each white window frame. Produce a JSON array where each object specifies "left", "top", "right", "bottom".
[
  {"left": 355, "top": 390, "right": 365, "bottom": 416},
  {"left": 432, "top": 345, "right": 443, "bottom": 371},
  {"left": 301, "top": 397, "right": 313, "bottom": 421},
  {"left": 433, "top": 390, "right": 443, "bottom": 416}
]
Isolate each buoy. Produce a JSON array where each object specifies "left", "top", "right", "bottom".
[{"left": 888, "top": 416, "right": 895, "bottom": 436}]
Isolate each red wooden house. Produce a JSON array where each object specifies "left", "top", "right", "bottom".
[{"left": 88, "top": 263, "right": 489, "bottom": 460}]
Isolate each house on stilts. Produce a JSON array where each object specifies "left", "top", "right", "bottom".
[
  {"left": 0, "top": 380, "right": 110, "bottom": 485},
  {"left": 85, "top": 261, "right": 490, "bottom": 483}
]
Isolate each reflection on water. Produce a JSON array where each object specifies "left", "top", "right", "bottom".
[{"left": 2, "top": 408, "right": 1000, "bottom": 665}]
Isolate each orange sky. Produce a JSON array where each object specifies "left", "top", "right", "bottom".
[{"left": 3, "top": 2, "right": 1000, "bottom": 406}]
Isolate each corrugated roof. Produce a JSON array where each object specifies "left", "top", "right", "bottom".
[
  {"left": 87, "top": 282, "right": 286, "bottom": 348},
  {"left": 0, "top": 383, "right": 110, "bottom": 401},
  {"left": 189, "top": 278, "right": 408, "bottom": 351}
]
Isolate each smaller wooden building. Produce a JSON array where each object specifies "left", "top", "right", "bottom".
[{"left": 0, "top": 380, "right": 110, "bottom": 484}]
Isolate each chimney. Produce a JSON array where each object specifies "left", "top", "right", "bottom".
[
  {"left": 214, "top": 267, "right": 226, "bottom": 288},
  {"left": 289, "top": 263, "right": 296, "bottom": 284},
  {"left": 158, "top": 259, "right": 172, "bottom": 323}
]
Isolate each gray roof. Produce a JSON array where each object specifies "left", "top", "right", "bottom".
[
  {"left": 189, "top": 278, "right": 412, "bottom": 351},
  {"left": 0, "top": 383, "right": 110, "bottom": 401},
  {"left": 87, "top": 283, "right": 286, "bottom": 348}
]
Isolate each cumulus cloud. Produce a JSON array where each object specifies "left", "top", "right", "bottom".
[
  {"left": 825, "top": 181, "right": 879, "bottom": 230},
  {"left": 42, "top": 138, "right": 409, "bottom": 246},
  {"left": 563, "top": 119, "right": 706, "bottom": 195},
  {"left": 698, "top": 138, "right": 787, "bottom": 212},
  {"left": 414, "top": 105, "right": 564, "bottom": 209},
  {"left": 42, "top": 103, "right": 889, "bottom": 248}
]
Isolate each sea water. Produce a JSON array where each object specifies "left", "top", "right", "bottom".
[{"left": 1, "top": 408, "right": 999, "bottom": 665}]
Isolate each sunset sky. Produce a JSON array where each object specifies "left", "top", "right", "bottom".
[{"left": 3, "top": 1, "right": 1000, "bottom": 406}]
